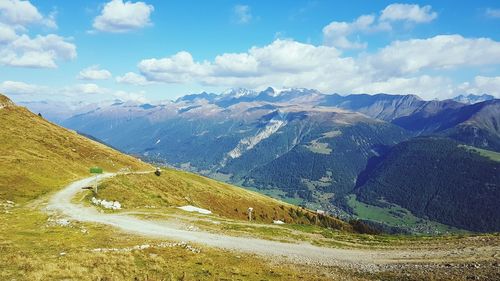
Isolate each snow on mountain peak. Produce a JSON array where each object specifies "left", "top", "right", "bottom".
[
  {"left": 222, "top": 88, "right": 257, "bottom": 98},
  {"left": 453, "top": 94, "right": 495, "bottom": 104}
]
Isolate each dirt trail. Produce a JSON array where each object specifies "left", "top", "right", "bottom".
[{"left": 46, "top": 173, "right": 497, "bottom": 268}]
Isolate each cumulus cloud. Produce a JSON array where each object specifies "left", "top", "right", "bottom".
[
  {"left": 0, "top": 33, "right": 76, "bottom": 68},
  {"left": 138, "top": 51, "right": 210, "bottom": 83},
  {"left": 62, "top": 83, "right": 148, "bottom": 102},
  {"left": 322, "top": 14, "right": 390, "bottom": 49},
  {"left": 485, "top": 8, "right": 500, "bottom": 19},
  {"left": 116, "top": 72, "right": 151, "bottom": 85},
  {"left": 113, "top": 90, "right": 148, "bottom": 103},
  {"left": 0, "top": 81, "right": 103, "bottom": 99},
  {"left": 78, "top": 65, "right": 112, "bottom": 80},
  {"left": 233, "top": 5, "right": 252, "bottom": 24},
  {"left": 369, "top": 35, "right": 500, "bottom": 77},
  {"left": 63, "top": 83, "right": 106, "bottom": 95},
  {"left": 0, "top": 23, "right": 17, "bottom": 43},
  {"left": 129, "top": 33, "right": 500, "bottom": 100},
  {"left": 0, "top": 0, "right": 56, "bottom": 29},
  {"left": 352, "top": 75, "right": 454, "bottom": 100},
  {"left": 93, "top": 0, "right": 154, "bottom": 33},
  {"left": 322, "top": 3, "right": 436, "bottom": 49},
  {"left": 0, "top": 80, "right": 44, "bottom": 95},
  {"left": 458, "top": 76, "right": 500, "bottom": 97},
  {"left": 135, "top": 39, "right": 360, "bottom": 91},
  {"left": 380, "top": 3, "right": 437, "bottom": 23},
  {"left": 1, "top": 80, "right": 149, "bottom": 103},
  {"left": 0, "top": 1, "right": 75, "bottom": 68}
]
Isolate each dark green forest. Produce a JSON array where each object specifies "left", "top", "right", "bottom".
[
  {"left": 354, "top": 137, "right": 500, "bottom": 232},
  {"left": 240, "top": 123, "right": 409, "bottom": 200}
]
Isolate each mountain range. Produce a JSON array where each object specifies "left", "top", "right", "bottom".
[{"left": 21, "top": 89, "right": 500, "bottom": 232}]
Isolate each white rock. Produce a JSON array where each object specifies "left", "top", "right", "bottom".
[
  {"left": 56, "top": 219, "right": 71, "bottom": 226},
  {"left": 227, "top": 119, "right": 286, "bottom": 159},
  {"left": 273, "top": 220, "right": 285, "bottom": 225},
  {"left": 178, "top": 205, "right": 212, "bottom": 215},
  {"left": 112, "top": 201, "right": 121, "bottom": 209},
  {"left": 91, "top": 197, "right": 121, "bottom": 210}
]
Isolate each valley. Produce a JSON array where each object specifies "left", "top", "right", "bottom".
[{"left": 39, "top": 88, "right": 500, "bottom": 234}]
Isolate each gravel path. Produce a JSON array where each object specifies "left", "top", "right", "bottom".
[{"left": 46, "top": 173, "right": 491, "bottom": 269}]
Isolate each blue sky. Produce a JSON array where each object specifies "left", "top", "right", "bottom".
[{"left": 0, "top": 0, "right": 499, "bottom": 102}]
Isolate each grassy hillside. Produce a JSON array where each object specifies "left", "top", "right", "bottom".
[
  {"left": 354, "top": 137, "right": 500, "bottom": 232},
  {"left": 96, "top": 169, "right": 351, "bottom": 229},
  {"left": 1, "top": 207, "right": 349, "bottom": 281},
  {"left": 0, "top": 93, "right": 351, "bottom": 229},
  {"left": 346, "top": 194, "right": 465, "bottom": 234},
  {"left": 0, "top": 94, "right": 353, "bottom": 280},
  {"left": 0, "top": 94, "right": 151, "bottom": 202},
  {"left": 461, "top": 145, "right": 500, "bottom": 162}
]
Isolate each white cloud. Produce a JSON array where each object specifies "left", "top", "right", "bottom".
[
  {"left": 369, "top": 35, "right": 500, "bottom": 77},
  {"left": 65, "top": 83, "right": 105, "bottom": 95},
  {"left": 0, "top": 80, "right": 44, "bottom": 95},
  {"left": 113, "top": 90, "right": 148, "bottom": 103},
  {"left": 0, "top": 33, "right": 76, "bottom": 68},
  {"left": 131, "top": 34, "right": 500, "bottom": 100},
  {"left": 78, "top": 65, "right": 112, "bottom": 80},
  {"left": 1, "top": 80, "right": 149, "bottom": 103},
  {"left": 0, "top": 36, "right": 74, "bottom": 68},
  {"left": 213, "top": 52, "right": 259, "bottom": 76},
  {"left": 0, "top": 1, "right": 74, "bottom": 68},
  {"left": 137, "top": 39, "right": 361, "bottom": 91},
  {"left": 0, "top": 81, "right": 107, "bottom": 97},
  {"left": 93, "top": 0, "right": 154, "bottom": 33},
  {"left": 322, "top": 3, "right": 436, "bottom": 49},
  {"left": 234, "top": 5, "right": 252, "bottom": 24},
  {"left": 0, "top": 0, "right": 56, "bottom": 29},
  {"left": 0, "top": 23, "right": 17, "bottom": 43},
  {"left": 116, "top": 72, "right": 151, "bottom": 85},
  {"left": 352, "top": 75, "right": 454, "bottom": 100},
  {"left": 62, "top": 84, "right": 147, "bottom": 102},
  {"left": 322, "top": 14, "right": 390, "bottom": 49},
  {"left": 380, "top": 3, "right": 437, "bottom": 23},
  {"left": 247, "top": 39, "right": 343, "bottom": 73},
  {"left": 139, "top": 51, "right": 210, "bottom": 83},
  {"left": 458, "top": 76, "right": 500, "bottom": 98},
  {"left": 485, "top": 8, "right": 500, "bottom": 19}
]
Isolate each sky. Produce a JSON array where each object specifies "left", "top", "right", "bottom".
[{"left": 0, "top": 0, "right": 500, "bottom": 103}]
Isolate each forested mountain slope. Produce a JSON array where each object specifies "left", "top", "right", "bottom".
[{"left": 353, "top": 137, "right": 500, "bottom": 232}]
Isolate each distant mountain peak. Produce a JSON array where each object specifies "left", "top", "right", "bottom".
[
  {"left": 259, "top": 87, "right": 321, "bottom": 98},
  {"left": 453, "top": 94, "right": 495, "bottom": 104},
  {"left": 222, "top": 88, "right": 258, "bottom": 98},
  {"left": 176, "top": 91, "right": 218, "bottom": 103}
]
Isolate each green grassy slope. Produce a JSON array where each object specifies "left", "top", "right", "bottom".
[
  {"left": 346, "top": 195, "right": 465, "bottom": 234},
  {"left": 0, "top": 94, "right": 353, "bottom": 280},
  {"left": 0, "top": 93, "right": 351, "bottom": 229},
  {"left": 97, "top": 170, "right": 351, "bottom": 228},
  {"left": 461, "top": 145, "right": 500, "bottom": 162},
  {"left": 0, "top": 94, "right": 151, "bottom": 202}
]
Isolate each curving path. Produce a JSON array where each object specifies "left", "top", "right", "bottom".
[{"left": 46, "top": 173, "right": 480, "bottom": 268}]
